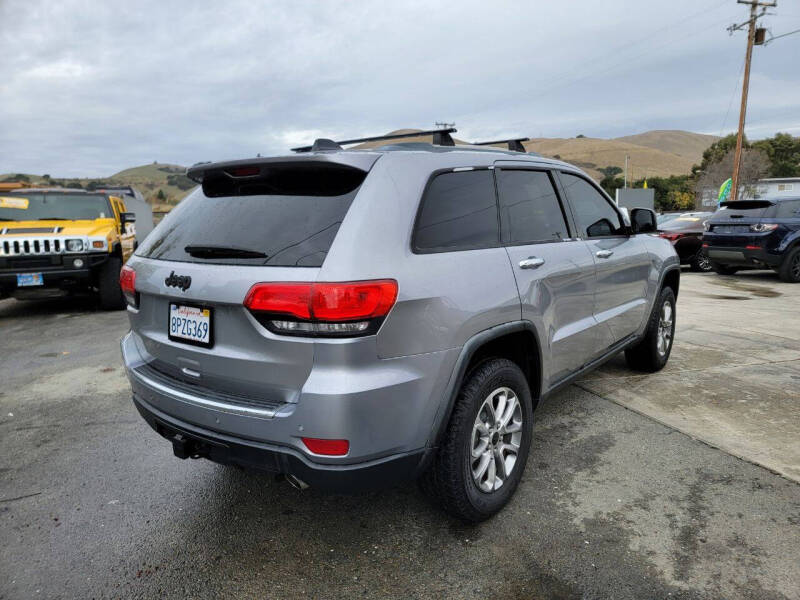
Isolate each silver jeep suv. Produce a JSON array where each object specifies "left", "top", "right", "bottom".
[{"left": 121, "top": 130, "right": 679, "bottom": 521}]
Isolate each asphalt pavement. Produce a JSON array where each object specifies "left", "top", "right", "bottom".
[{"left": 1, "top": 280, "right": 799, "bottom": 600}]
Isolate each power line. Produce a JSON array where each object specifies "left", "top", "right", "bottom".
[
  {"left": 720, "top": 56, "right": 746, "bottom": 136},
  {"left": 729, "top": 0, "right": 777, "bottom": 203}
]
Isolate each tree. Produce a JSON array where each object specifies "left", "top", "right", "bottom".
[
  {"left": 753, "top": 133, "right": 800, "bottom": 177},
  {"left": 576, "top": 134, "right": 586, "bottom": 138},
  {"left": 64, "top": 181, "right": 83, "bottom": 189},
  {"left": 156, "top": 189, "right": 166, "bottom": 201},
  {"left": 43, "top": 174, "right": 51, "bottom": 180},
  {"left": 598, "top": 166, "right": 623, "bottom": 178},
  {"left": 600, "top": 175, "right": 624, "bottom": 197},
  {"left": 694, "top": 148, "right": 769, "bottom": 200},
  {"left": 692, "top": 133, "right": 745, "bottom": 176}
]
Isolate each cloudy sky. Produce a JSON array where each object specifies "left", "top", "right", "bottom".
[{"left": 1, "top": 0, "right": 799, "bottom": 177}]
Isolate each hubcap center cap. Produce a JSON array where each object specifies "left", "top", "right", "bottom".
[{"left": 491, "top": 431, "right": 500, "bottom": 446}]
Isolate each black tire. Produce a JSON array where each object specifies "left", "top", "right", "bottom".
[
  {"left": 97, "top": 256, "right": 126, "bottom": 310},
  {"left": 625, "top": 286, "right": 676, "bottom": 372},
  {"left": 711, "top": 262, "right": 739, "bottom": 275},
  {"left": 689, "top": 249, "right": 713, "bottom": 272},
  {"left": 777, "top": 247, "right": 800, "bottom": 283},
  {"left": 419, "top": 358, "right": 533, "bottom": 522}
]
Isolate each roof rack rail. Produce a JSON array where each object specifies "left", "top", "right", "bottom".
[
  {"left": 472, "top": 137, "right": 530, "bottom": 152},
  {"left": 291, "top": 128, "right": 457, "bottom": 153}
]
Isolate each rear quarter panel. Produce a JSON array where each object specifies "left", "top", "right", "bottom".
[{"left": 320, "top": 153, "right": 521, "bottom": 359}]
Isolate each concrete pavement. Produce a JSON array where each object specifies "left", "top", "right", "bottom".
[{"left": 1, "top": 273, "right": 799, "bottom": 599}]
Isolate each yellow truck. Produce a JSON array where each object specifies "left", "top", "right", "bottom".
[{"left": 0, "top": 188, "right": 136, "bottom": 309}]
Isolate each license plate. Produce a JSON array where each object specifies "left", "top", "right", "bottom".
[
  {"left": 16, "top": 273, "right": 43, "bottom": 287},
  {"left": 168, "top": 304, "right": 213, "bottom": 347}
]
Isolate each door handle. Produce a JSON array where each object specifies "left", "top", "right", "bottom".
[
  {"left": 596, "top": 250, "right": 614, "bottom": 259},
  {"left": 519, "top": 257, "right": 545, "bottom": 269}
]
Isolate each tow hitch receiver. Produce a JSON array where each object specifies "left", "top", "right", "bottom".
[{"left": 171, "top": 433, "right": 202, "bottom": 460}]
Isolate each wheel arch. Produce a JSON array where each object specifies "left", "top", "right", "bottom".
[
  {"left": 661, "top": 266, "right": 680, "bottom": 299},
  {"left": 428, "top": 321, "right": 543, "bottom": 449}
]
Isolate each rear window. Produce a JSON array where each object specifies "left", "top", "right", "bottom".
[
  {"left": 413, "top": 170, "right": 499, "bottom": 252},
  {"left": 718, "top": 201, "right": 776, "bottom": 219},
  {"left": 135, "top": 163, "right": 366, "bottom": 267}
]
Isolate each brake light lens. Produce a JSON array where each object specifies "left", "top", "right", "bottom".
[
  {"left": 658, "top": 232, "right": 685, "bottom": 242},
  {"left": 750, "top": 223, "right": 779, "bottom": 232},
  {"left": 244, "top": 280, "right": 398, "bottom": 337},
  {"left": 119, "top": 265, "right": 137, "bottom": 307},
  {"left": 301, "top": 437, "right": 350, "bottom": 456}
]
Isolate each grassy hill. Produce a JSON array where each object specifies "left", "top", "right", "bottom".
[
  {"left": 352, "top": 129, "right": 717, "bottom": 182},
  {"left": 0, "top": 162, "right": 196, "bottom": 210}
]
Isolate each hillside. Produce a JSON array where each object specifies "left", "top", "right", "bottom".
[
  {"left": 614, "top": 130, "right": 719, "bottom": 161},
  {"left": 354, "top": 129, "right": 717, "bottom": 182},
  {"left": 522, "top": 134, "right": 708, "bottom": 181},
  {"left": 0, "top": 162, "right": 196, "bottom": 209}
]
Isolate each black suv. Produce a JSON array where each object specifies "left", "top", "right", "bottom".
[{"left": 702, "top": 198, "right": 800, "bottom": 282}]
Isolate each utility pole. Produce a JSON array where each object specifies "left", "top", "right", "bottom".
[
  {"left": 728, "top": 0, "right": 775, "bottom": 202},
  {"left": 624, "top": 155, "right": 629, "bottom": 188}
]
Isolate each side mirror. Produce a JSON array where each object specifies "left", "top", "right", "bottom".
[
  {"left": 120, "top": 212, "right": 136, "bottom": 225},
  {"left": 630, "top": 208, "right": 657, "bottom": 234}
]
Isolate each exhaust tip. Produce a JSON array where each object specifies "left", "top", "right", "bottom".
[{"left": 284, "top": 474, "right": 309, "bottom": 491}]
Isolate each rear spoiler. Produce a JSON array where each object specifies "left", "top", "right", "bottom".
[{"left": 186, "top": 154, "right": 380, "bottom": 184}]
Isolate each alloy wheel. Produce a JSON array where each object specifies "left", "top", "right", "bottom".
[
  {"left": 657, "top": 300, "right": 674, "bottom": 357},
  {"left": 470, "top": 387, "right": 523, "bottom": 493}
]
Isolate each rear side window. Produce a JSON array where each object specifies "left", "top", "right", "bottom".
[
  {"left": 413, "top": 170, "right": 499, "bottom": 252},
  {"left": 559, "top": 172, "right": 624, "bottom": 238},
  {"left": 776, "top": 200, "right": 800, "bottom": 218},
  {"left": 135, "top": 163, "right": 366, "bottom": 267},
  {"left": 497, "top": 170, "right": 569, "bottom": 243}
]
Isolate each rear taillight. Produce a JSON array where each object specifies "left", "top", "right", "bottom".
[
  {"left": 119, "top": 265, "right": 137, "bottom": 307},
  {"left": 244, "top": 280, "right": 398, "bottom": 337},
  {"left": 658, "top": 232, "right": 685, "bottom": 242},
  {"left": 301, "top": 437, "right": 350, "bottom": 456},
  {"left": 750, "top": 223, "right": 779, "bottom": 232}
]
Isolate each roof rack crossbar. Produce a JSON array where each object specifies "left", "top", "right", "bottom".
[
  {"left": 291, "top": 128, "right": 457, "bottom": 153},
  {"left": 472, "top": 137, "right": 530, "bottom": 152}
]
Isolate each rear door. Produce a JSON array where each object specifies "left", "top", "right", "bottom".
[
  {"left": 556, "top": 171, "right": 651, "bottom": 352},
  {"left": 128, "top": 159, "right": 372, "bottom": 405},
  {"left": 496, "top": 167, "right": 598, "bottom": 386}
]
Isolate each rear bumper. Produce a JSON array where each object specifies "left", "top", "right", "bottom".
[
  {"left": 121, "top": 331, "right": 455, "bottom": 490},
  {"left": 705, "top": 245, "right": 782, "bottom": 268},
  {"left": 132, "top": 393, "right": 427, "bottom": 492}
]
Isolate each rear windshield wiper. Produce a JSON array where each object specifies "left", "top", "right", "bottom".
[{"left": 184, "top": 244, "right": 267, "bottom": 259}]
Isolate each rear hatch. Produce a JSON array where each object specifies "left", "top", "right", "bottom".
[
  {"left": 127, "top": 155, "right": 378, "bottom": 407},
  {"left": 705, "top": 200, "right": 776, "bottom": 247}
]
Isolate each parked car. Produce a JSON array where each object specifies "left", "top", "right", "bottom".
[
  {"left": 0, "top": 188, "right": 137, "bottom": 308},
  {"left": 119, "top": 131, "right": 680, "bottom": 521},
  {"left": 657, "top": 212, "right": 683, "bottom": 226},
  {"left": 658, "top": 212, "right": 714, "bottom": 272},
  {"left": 702, "top": 198, "right": 800, "bottom": 282}
]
